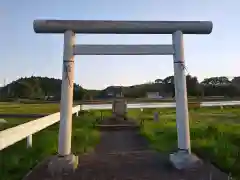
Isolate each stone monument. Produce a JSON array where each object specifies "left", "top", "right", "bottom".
[{"left": 112, "top": 98, "right": 127, "bottom": 121}]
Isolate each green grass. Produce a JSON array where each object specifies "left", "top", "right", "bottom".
[
  {"left": 0, "top": 113, "right": 100, "bottom": 180},
  {"left": 0, "top": 102, "right": 60, "bottom": 114},
  {"left": 0, "top": 103, "right": 61, "bottom": 131},
  {"left": 127, "top": 106, "right": 240, "bottom": 179},
  {"left": 1, "top": 102, "right": 240, "bottom": 179},
  {"left": 0, "top": 118, "right": 33, "bottom": 131}
]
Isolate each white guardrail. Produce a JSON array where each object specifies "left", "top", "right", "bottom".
[
  {"left": 1, "top": 101, "right": 240, "bottom": 151},
  {"left": 0, "top": 105, "right": 81, "bottom": 151},
  {"left": 81, "top": 101, "right": 240, "bottom": 110}
]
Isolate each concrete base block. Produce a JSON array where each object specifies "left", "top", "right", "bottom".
[
  {"left": 169, "top": 150, "right": 202, "bottom": 170},
  {"left": 48, "top": 154, "right": 78, "bottom": 177}
]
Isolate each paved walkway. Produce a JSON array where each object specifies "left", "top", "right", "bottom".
[{"left": 24, "top": 119, "right": 229, "bottom": 180}]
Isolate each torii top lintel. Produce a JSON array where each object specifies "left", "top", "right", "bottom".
[{"left": 33, "top": 20, "right": 213, "bottom": 34}]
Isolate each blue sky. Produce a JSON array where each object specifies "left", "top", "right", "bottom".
[{"left": 0, "top": 0, "right": 239, "bottom": 89}]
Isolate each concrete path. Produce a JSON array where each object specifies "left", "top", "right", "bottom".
[{"left": 24, "top": 119, "right": 229, "bottom": 180}]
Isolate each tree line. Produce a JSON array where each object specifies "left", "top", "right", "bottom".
[
  {"left": 153, "top": 75, "right": 240, "bottom": 97},
  {"left": 0, "top": 75, "right": 240, "bottom": 101}
]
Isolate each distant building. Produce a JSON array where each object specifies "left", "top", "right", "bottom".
[
  {"left": 104, "top": 86, "right": 124, "bottom": 98},
  {"left": 146, "top": 92, "right": 163, "bottom": 99}
]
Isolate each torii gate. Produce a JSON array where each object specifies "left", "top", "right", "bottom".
[{"left": 33, "top": 20, "right": 212, "bottom": 171}]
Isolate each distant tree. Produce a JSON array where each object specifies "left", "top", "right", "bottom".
[
  {"left": 154, "top": 79, "right": 163, "bottom": 84},
  {"left": 1, "top": 74, "right": 240, "bottom": 101},
  {"left": 0, "top": 76, "right": 89, "bottom": 100},
  {"left": 163, "top": 76, "right": 174, "bottom": 85},
  {"left": 232, "top": 76, "right": 240, "bottom": 89},
  {"left": 186, "top": 75, "right": 200, "bottom": 96},
  {"left": 200, "top": 76, "right": 240, "bottom": 97},
  {"left": 162, "top": 76, "right": 175, "bottom": 97},
  {"left": 201, "top": 76, "right": 231, "bottom": 86},
  {"left": 73, "top": 87, "right": 85, "bottom": 100}
]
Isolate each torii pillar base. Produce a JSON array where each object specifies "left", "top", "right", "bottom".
[
  {"left": 169, "top": 150, "right": 202, "bottom": 170},
  {"left": 48, "top": 154, "right": 78, "bottom": 177}
]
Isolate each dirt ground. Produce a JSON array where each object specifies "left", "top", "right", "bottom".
[{"left": 24, "top": 118, "right": 229, "bottom": 180}]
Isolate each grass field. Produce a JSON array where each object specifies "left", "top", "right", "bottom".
[
  {"left": 0, "top": 112, "right": 100, "bottom": 180},
  {"left": 0, "top": 117, "right": 33, "bottom": 131},
  {"left": 1, "top": 102, "right": 240, "bottom": 179},
  {"left": 127, "top": 106, "right": 240, "bottom": 179},
  {"left": 0, "top": 103, "right": 100, "bottom": 180},
  {"left": 0, "top": 103, "right": 60, "bottom": 131},
  {"left": 0, "top": 102, "right": 60, "bottom": 114}
]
